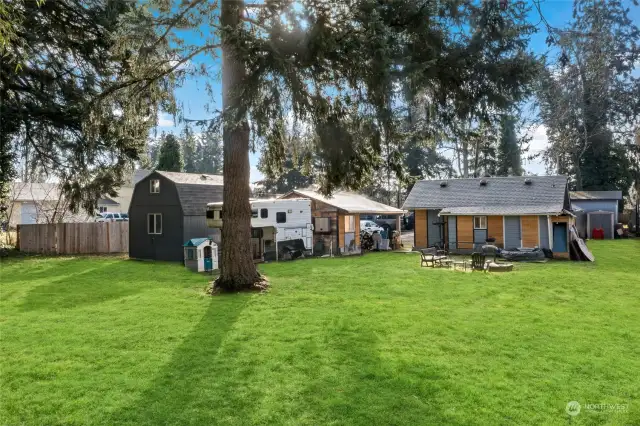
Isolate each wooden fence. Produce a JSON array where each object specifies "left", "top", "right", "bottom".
[{"left": 17, "top": 222, "right": 129, "bottom": 254}]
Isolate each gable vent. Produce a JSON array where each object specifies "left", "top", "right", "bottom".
[
  {"left": 439, "top": 181, "right": 448, "bottom": 187},
  {"left": 524, "top": 178, "right": 533, "bottom": 185},
  {"left": 480, "top": 179, "right": 488, "bottom": 186}
]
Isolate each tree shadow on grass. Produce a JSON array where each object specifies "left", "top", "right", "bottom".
[
  {"left": 103, "top": 293, "right": 253, "bottom": 425},
  {"left": 19, "top": 260, "right": 195, "bottom": 312}
]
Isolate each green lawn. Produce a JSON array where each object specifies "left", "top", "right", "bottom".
[{"left": 1, "top": 241, "right": 639, "bottom": 425}]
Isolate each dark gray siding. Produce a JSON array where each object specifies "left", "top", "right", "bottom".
[
  {"left": 588, "top": 212, "right": 614, "bottom": 239},
  {"left": 427, "top": 209, "right": 441, "bottom": 246},
  {"left": 448, "top": 216, "right": 457, "bottom": 250},
  {"left": 504, "top": 216, "right": 521, "bottom": 249},
  {"left": 183, "top": 216, "right": 220, "bottom": 242},
  {"left": 572, "top": 200, "right": 618, "bottom": 222},
  {"left": 129, "top": 173, "right": 184, "bottom": 262},
  {"left": 573, "top": 200, "right": 618, "bottom": 238},
  {"left": 539, "top": 216, "right": 550, "bottom": 249}
]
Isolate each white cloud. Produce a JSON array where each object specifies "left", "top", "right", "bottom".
[
  {"left": 523, "top": 124, "right": 550, "bottom": 175},
  {"left": 157, "top": 112, "right": 175, "bottom": 127},
  {"left": 529, "top": 124, "right": 549, "bottom": 153},
  {"left": 250, "top": 166, "right": 264, "bottom": 185}
]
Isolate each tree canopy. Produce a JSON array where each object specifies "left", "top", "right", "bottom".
[{"left": 0, "top": 0, "right": 175, "bottom": 212}]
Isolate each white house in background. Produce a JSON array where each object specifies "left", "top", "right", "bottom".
[
  {"left": 7, "top": 182, "right": 90, "bottom": 226},
  {"left": 7, "top": 169, "right": 153, "bottom": 227}
]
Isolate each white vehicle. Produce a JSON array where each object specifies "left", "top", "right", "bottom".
[
  {"left": 95, "top": 212, "right": 128, "bottom": 222},
  {"left": 207, "top": 198, "right": 313, "bottom": 260},
  {"left": 360, "top": 220, "right": 383, "bottom": 235}
]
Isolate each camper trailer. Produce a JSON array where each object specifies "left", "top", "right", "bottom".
[{"left": 206, "top": 198, "right": 313, "bottom": 261}]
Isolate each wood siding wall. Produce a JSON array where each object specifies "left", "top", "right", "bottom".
[
  {"left": 281, "top": 194, "right": 339, "bottom": 254},
  {"left": 18, "top": 222, "right": 128, "bottom": 254},
  {"left": 521, "top": 216, "right": 539, "bottom": 247},
  {"left": 338, "top": 213, "right": 345, "bottom": 249},
  {"left": 487, "top": 216, "right": 504, "bottom": 247},
  {"left": 414, "top": 209, "right": 427, "bottom": 248},
  {"left": 457, "top": 216, "right": 473, "bottom": 250}
]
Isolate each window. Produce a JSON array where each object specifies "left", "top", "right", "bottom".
[
  {"left": 315, "top": 217, "right": 330, "bottom": 233},
  {"left": 121, "top": 213, "right": 128, "bottom": 219},
  {"left": 186, "top": 248, "right": 195, "bottom": 260},
  {"left": 260, "top": 208, "right": 268, "bottom": 219},
  {"left": 148, "top": 213, "right": 162, "bottom": 234},
  {"left": 99, "top": 206, "right": 108, "bottom": 213},
  {"left": 105, "top": 213, "right": 113, "bottom": 219},
  {"left": 150, "top": 179, "right": 160, "bottom": 193},
  {"left": 344, "top": 215, "right": 355, "bottom": 232},
  {"left": 474, "top": 216, "right": 487, "bottom": 230},
  {"left": 252, "top": 209, "right": 258, "bottom": 218},
  {"left": 276, "top": 212, "right": 286, "bottom": 223}
]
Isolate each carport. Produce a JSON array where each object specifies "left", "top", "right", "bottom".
[{"left": 280, "top": 188, "right": 404, "bottom": 255}]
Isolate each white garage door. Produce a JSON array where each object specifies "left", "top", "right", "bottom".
[{"left": 20, "top": 203, "right": 38, "bottom": 224}]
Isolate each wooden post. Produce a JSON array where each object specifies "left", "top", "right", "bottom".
[
  {"left": 16, "top": 224, "right": 20, "bottom": 251},
  {"left": 106, "top": 222, "right": 111, "bottom": 253}
]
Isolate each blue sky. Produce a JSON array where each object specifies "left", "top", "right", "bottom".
[{"left": 155, "top": 1, "right": 639, "bottom": 180}]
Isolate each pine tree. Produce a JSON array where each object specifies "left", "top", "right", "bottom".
[
  {"left": 497, "top": 116, "right": 523, "bottom": 176},
  {"left": 199, "top": 125, "right": 224, "bottom": 175},
  {"left": 537, "top": 0, "right": 639, "bottom": 192},
  {"left": 181, "top": 126, "right": 198, "bottom": 173},
  {"left": 1, "top": 0, "right": 173, "bottom": 212},
  {"left": 156, "top": 134, "right": 183, "bottom": 172}
]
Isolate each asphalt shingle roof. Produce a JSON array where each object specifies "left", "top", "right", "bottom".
[
  {"left": 402, "top": 176, "right": 569, "bottom": 214},
  {"left": 284, "top": 188, "right": 404, "bottom": 214},
  {"left": 570, "top": 191, "right": 622, "bottom": 200},
  {"left": 154, "top": 171, "right": 224, "bottom": 216}
]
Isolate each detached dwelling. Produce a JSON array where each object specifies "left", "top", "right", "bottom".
[
  {"left": 280, "top": 188, "right": 404, "bottom": 255},
  {"left": 403, "top": 176, "right": 575, "bottom": 259},
  {"left": 128, "top": 171, "right": 223, "bottom": 261}
]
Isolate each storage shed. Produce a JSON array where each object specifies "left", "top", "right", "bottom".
[
  {"left": 403, "top": 176, "right": 576, "bottom": 259},
  {"left": 183, "top": 238, "right": 218, "bottom": 272},
  {"left": 280, "top": 188, "right": 404, "bottom": 255},
  {"left": 128, "top": 171, "right": 223, "bottom": 262},
  {"left": 570, "top": 191, "right": 622, "bottom": 239}
]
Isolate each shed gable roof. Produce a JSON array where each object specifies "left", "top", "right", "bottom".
[
  {"left": 570, "top": 191, "right": 622, "bottom": 201},
  {"left": 403, "top": 176, "right": 569, "bottom": 214},
  {"left": 144, "top": 171, "right": 224, "bottom": 216},
  {"left": 283, "top": 188, "right": 404, "bottom": 214}
]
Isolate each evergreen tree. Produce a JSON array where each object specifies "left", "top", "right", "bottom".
[
  {"left": 156, "top": 134, "right": 183, "bottom": 172},
  {"left": 199, "top": 126, "right": 224, "bottom": 175},
  {"left": 113, "top": 0, "right": 539, "bottom": 290},
  {"left": 537, "top": 0, "right": 639, "bottom": 192},
  {"left": 1, "top": 0, "right": 174, "bottom": 212},
  {"left": 497, "top": 116, "right": 523, "bottom": 176},
  {"left": 181, "top": 126, "right": 198, "bottom": 173}
]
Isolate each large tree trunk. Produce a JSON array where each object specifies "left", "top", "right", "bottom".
[{"left": 216, "top": 0, "right": 261, "bottom": 291}]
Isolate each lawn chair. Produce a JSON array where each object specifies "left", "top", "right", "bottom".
[
  {"left": 420, "top": 248, "right": 448, "bottom": 268},
  {"left": 471, "top": 252, "right": 488, "bottom": 272}
]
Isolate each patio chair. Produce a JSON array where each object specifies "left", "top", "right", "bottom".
[
  {"left": 471, "top": 252, "right": 488, "bottom": 272},
  {"left": 420, "top": 248, "right": 448, "bottom": 268}
]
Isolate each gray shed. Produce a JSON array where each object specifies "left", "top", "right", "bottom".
[
  {"left": 570, "top": 191, "right": 622, "bottom": 239},
  {"left": 128, "top": 171, "right": 223, "bottom": 261}
]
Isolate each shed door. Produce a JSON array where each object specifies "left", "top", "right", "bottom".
[
  {"left": 21, "top": 203, "right": 37, "bottom": 224},
  {"left": 589, "top": 213, "right": 613, "bottom": 239},
  {"left": 553, "top": 223, "right": 568, "bottom": 252},
  {"left": 504, "top": 216, "right": 521, "bottom": 250}
]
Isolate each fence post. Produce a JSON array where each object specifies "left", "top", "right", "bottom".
[{"left": 16, "top": 224, "right": 20, "bottom": 251}]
